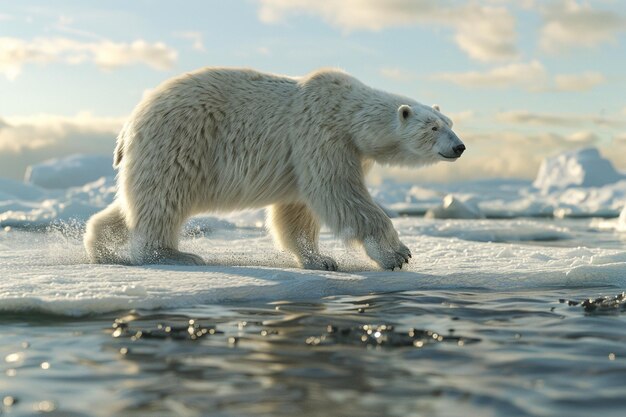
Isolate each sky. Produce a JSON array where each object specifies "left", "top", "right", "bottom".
[{"left": 0, "top": 0, "right": 625, "bottom": 183}]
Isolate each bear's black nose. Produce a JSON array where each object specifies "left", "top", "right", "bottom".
[{"left": 453, "top": 144, "right": 466, "bottom": 156}]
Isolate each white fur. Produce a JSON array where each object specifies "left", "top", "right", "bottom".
[{"left": 84, "top": 67, "right": 464, "bottom": 270}]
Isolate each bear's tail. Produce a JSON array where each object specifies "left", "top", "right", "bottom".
[
  {"left": 113, "top": 120, "right": 133, "bottom": 168},
  {"left": 84, "top": 200, "right": 129, "bottom": 264}
]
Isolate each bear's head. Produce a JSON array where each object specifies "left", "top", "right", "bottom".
[{"left": 354, "top": 103, "right": 465, "bottom": 166}]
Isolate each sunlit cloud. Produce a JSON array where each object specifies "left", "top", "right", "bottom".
[
  {"left": 434, "top": 62, "right": 607, "bottom": 93},
  {"left": 496, "top": 110, "right": 626, "bottom": 128},
  {"left": 433, "top": 61, "right": 547, "bottom": 91},
  {"left": 174, "top": 31, "right": 205, "bottom": 51},
  {"left": 0, "top": 113, "right": 123, "bottom": 179},
  {"left": 379, "top": 67, "right": 416, "bottom": 82},
  {"left": 0, "top": 37, "right": 178, "bottom": 80},
  {"left": 0, "top": 113, "right": 123, "bottom": 152},
  {"left": 553, "top": 72, "right": 605, "bottom": 92},
  {"left": 566, "top": 131, "right": 601, "bottom": 144},
  {"left": 540, "top": 0, "right": 626, "bottom": 52},
  {"left": 613, "top": 133, "right": 626, "bottom": 143},
  {"left": 257, "top": 0, "right": 519, "bottom": 62}
]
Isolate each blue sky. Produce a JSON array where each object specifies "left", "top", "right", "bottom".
[{"left": 0, "top": 0, "right": 625, "bottom": 182}]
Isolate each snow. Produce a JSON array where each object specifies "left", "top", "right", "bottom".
[
  {"left": 1, "top": 222, "right": 625, "bottom": 316},
  {"left": 1, "top": 148, "right": 626, "bottom": 316}
]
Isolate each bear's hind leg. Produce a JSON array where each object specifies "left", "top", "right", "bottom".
[
  {"left": 267, "top": 203, "right": 337, "bottom": 271},
  {"left": 84, "top": 200, "right": 129, "bottom": 264},
  {"left": 128, "top": 198, "right": 205, "bottom": 266}
]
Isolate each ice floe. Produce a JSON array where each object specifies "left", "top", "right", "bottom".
[{"left": 1, "top": 223, "right": 625, "bottom": 316}]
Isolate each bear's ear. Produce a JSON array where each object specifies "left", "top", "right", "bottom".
[
  {"left": 432, "top": 104, "right": 441, "bottom": 112},
  {"left": 398, "top": 105, "right": 413, "bottom": 122}
]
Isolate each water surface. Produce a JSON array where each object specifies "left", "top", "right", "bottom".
[{"left": 2, "top": 288, "right": 625, "bottom": 417}]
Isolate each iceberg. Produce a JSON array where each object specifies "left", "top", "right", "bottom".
[{"left": 533, "top": 148, "right": 624, "bottom": 194}]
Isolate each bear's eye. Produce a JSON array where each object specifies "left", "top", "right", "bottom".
[{"left": 432, "top": 126, "right": 438, "bottom": 132}]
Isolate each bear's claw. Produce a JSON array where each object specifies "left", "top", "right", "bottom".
[
  {"left": 381, "top": 242, "right": 412, "bottom": 271},
  {"left": 303, "top": 254, "right": 338, "bottom": 271}
]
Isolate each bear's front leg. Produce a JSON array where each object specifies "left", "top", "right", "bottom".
[
  {"left": 300, "top": 160, "right": 411, "bottom": 271},
  {"left": 267, "top": 203, "right": 338, "bottom": 271},
  {"left": 328, "top": 202, "right": 410, "bottom": 270}
]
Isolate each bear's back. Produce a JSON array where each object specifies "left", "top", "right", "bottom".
[{"left": 157, "top": 67, "right": 299, "bottom": 110}]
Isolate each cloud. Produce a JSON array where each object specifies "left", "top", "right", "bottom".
[
  {"left": 0, "top": 113, "right": 123, "bottom": 179},
  {"left": 0, "top": 37, "right": 178, "bottom": 80},
  {"left": 553, "top": 71, "right": 605, "bottom": 92},
  {"left": 174, "top": 31, "right": 205, "bottom": 52},
  {"left": 53, "top": 14, "right": 104, "bottom": 41},
  {"left": 379, "top": 67, "right": 416, "bottom": 82},
  {"left": 446, "top": 110, "right": 475, "bottom": 125},
  {"left": 613, "top": 133, "right": 626, "bottom": 143},
  {"left": 565, "top": 131, "right": 601, "bottom": 145},
  {"left": 467, "top": 130, "right": 601, "bottom": 147},
  {"left": 449, "top": 4, "right": 518, "bottom": 62},
  {"left": 257, "top": 0, "right": 519, "bottom": 62},
  {"left": 433, "top": 60, "right": 547, "bottom": 90},
  {"left": 540, "top": 0, "right": 626, "bottom": 52},
  {"left": 434, "top": 62, "right": 606, "bottom": 92},
  {"left": 496, "top": 110, "right": 626, "bottom": 128}
]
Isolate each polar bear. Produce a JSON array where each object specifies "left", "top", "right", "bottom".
[{"left": 84, "top": 67, "right": 465, "bottom": 270}]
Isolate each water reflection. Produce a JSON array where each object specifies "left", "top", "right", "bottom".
[{"left": 1, "top": 288, "right": 625, "bottom": 416}]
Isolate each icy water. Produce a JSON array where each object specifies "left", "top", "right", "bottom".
[
  {"left": 1, "top": 218, "right": 626, "bottom": 416},
  {"left": 2, "top": 289, "right": 626, "bottom": 417}
]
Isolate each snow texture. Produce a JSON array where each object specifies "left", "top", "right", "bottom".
[{"left": 1, "top": 222, "right": 625, "bottom": 316}]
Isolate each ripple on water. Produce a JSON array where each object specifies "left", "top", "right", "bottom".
[{"left": 1, "top": 288, "right": 626, "bottom": 416}]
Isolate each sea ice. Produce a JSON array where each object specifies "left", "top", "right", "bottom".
[
  {"left": 533, "top": 147, "right": 625, "bottom": 194},
  {"left": 425, "top": 194, "right": 484, "bottom": 219},
  {"left": 25, "top": 154, "right": 115, "bottom": 189},
  {"left": 0, "top": 221, "right": 624, "bottom": 316}
]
